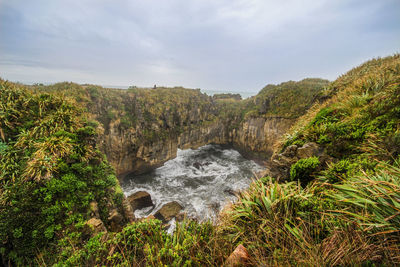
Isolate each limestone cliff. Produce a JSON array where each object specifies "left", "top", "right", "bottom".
[
  {"left": 231, "top": 117, "right": 295, "bottom": 159},
  {"left": 92, "top": 79, "right": 329, "bottom": 178},
  {"left": 30, "top": 79, "right": 329, "bottom": 178}
]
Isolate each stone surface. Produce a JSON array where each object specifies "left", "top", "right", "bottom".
[
  {"left": 297, "top": 142, "right": 320, "bottom": 159},
  {"left": 266, "top": 142, "right": 333, "bottom": 181},
  {"left": 98, "top": 107, "right": 294, "bottom": 179},
  {"left": 225, "top": 244, "right": 251, "bottom": 266},
  {"left": 127, "top": 191, "right": 153, "bottom": 211},
  {"left": 108, "top": 209, "right": 124, "bottom": 232},
  {"left": 121, "top": 197, "right": 135, "bottom": 222},
  {"left": 85, "top": 218, "right": 107, "bottom": 236},
  {"left": 154, "top": 201, "right": 183, "bottom": 223},
  {"left": 89, "top": 201, "right": 100, "bottom": 218}
]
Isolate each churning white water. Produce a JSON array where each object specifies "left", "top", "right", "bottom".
[{"left": 122, "top": 144, "right": 263, "bottom": 221}]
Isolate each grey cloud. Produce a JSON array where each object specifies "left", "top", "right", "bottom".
[{"left": 0, "top": 0, "right": 399, "bottom": 92}]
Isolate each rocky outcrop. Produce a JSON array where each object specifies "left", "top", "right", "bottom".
[
  {"left": 84, "top": 218, "right": 107, "bottom": 236},
  {"left": 108, "top": 209, "right": 124, "bottom": 232},
  {"left": 90, "top": 85, "right": 322, "bottom": 179},
  {"left": 231, "top": 117, "right": 295, "bottom": 159},
  {"left": 101, "top": 119, "right": 233, "bottom": 178},
  {"left": 128, "top": 191, "right": 154, "bottom": 211},
  {"left": 154, "top": 201, "right": 183, "bottom": 223},
  {"left": 266, "top": 142, "right": 333, "bottom": 181},
  {"left": 102, "top": 116, "right": 296, "bottom": 179},
  {"left": 122, "top": 198, "right": 135, "bottom": 222},
  {"left": 225, "top": 244, "right": 251, "bottom": 266}
]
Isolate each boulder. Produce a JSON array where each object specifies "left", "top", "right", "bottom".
[
  {"left": 128, "top": 191, "right": 153, "bottom": 211},
  {"left": 225, "top": 244, "right": 251, "bottom": 266},
  {"left": 84, "top": 218, "right": 107, "bottom": 236},
  {"left": 297, "top": 142, "right": 320, "bottom": 159},
  {"left": 122, "top": 197, "right": 135, "bottom": 222},
  {"left": 89, "top": 201, "right": 100, "bottom": 218},
  {"left": 108, "top": 209, "right": 124, "bottom": 232},
  {"left": 154, "top": 201, "right": 183, "bottom": 223}
]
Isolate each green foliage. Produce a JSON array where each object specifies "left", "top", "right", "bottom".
[
  {"left": 219, "top": 178, "right": 334, "bottom": 265},
  {"left": 319, "top": 159, "right": 360, "bottom": 183},
  {"left": 330, "top": 161, "right": 400, "bottom": 232},
  {"left": 56, "top": 219, "right": 222, "bottom": 266},
  {"left": 287, "top": 54, "right": 400, "bottom": 160},
  {"left": 0, "top": 80, "right": 122, "bottom": 265},
  {"left": 0, "top": 140, "right": 7, "bottom": 155},
  {"left": 1, "top": 54, "right": 399, "bottom": 266},
  {"left": 290, "top": 157, "right": 320, "bottom": 184},
  {"left": 249, "top": 78, "right": 330, "bottom": 118}
]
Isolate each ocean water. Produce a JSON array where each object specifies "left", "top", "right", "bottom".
[
  {"left": 122, "top": 144, "right": 263, "bottom": 222},
  {"left": 102, "top": 85, "right": 258, "bottom": 99},
  {"left": 201, "top": 89, "right": 258, "bottom": 99}
]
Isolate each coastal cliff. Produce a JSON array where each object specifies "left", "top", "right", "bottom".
[
  {"left": 95, "top": 79, "right": 328, "bottom": 177},
  {"left": 29, "top": 78, "right": 329, "bottom": 178}
]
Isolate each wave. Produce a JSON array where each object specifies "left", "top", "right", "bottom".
[{"left": 123, "top": 144, "right": 263, "bottom": 221}]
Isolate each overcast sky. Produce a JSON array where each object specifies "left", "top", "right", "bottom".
[{"left": 0, "top": 0, "right": 399, "bottom": 92}]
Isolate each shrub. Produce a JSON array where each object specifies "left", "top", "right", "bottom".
[
  {"left": 320, "top": 159, "right": 358, "bottom": 183},
  {"left": 55, "top": 219, "right": 222, "bottom": 266},
  {"left": 0, "top": 81, "right": 122, "bottom": 265},
  {"left": 290, "top": 157, "right": 320, "bottom": 184}
]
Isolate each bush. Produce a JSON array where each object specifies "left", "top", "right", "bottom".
[
  {"left": 320, "top": 159, "right": 358, "bottom": 183},
  {"left": 56, "top": 219, "right": 221, "bottom": 266},
  {"left": 290, "top": 157, "right": 320, "bottom": 184},
  {"left": 0, "top": 81, "right": 122, "bottom": 265}
]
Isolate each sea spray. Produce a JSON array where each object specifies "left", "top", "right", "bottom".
[{"left": 122, "top": 144, "right": 263, "bottom": 221}]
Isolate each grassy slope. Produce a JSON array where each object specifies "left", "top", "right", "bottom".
[
  {"left": 244, "top": 78, "right": 330, "bottom": 119},
  {"left": 220, "top": 54, "right": 400, "bottom": 265}
]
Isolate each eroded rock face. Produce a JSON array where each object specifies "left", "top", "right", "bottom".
[
  {"left": 108, "top": 209, "right": 124, "bottom": 232},
  {"left": 266, "top": 142, "right": 333, "bottom": 181},
  {"left": 84, "top": 218, "right": 107, "bottom": 236},
  {"left": 121, "top": 197, "right": 135, "bottom": 223},
  {"left": 127, "top": 191, "right": 153, "bottom": 211},
  {"left": 101, "top": 116, "right": 295, "bottom": 179},
  {"left": 81, "top": 81, "right": 326, "bottom": 179},
  {"left": 231, "top": 117, "right": 295, "bottom": 159},
  {"left": 154, "top": 201, "right": 183, "bottom": 223}
]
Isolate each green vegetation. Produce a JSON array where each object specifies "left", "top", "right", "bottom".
[
  {"left": 1, "top": 54, "right": 399, "bottom": 266},
  {"left": 212, "top": 93, "right": 242, "bottom": 101},
  {"left": 221, "top": 54, "right": 400, "bottom": 265},
  {"left": 290, "top": 156, "right": 320, "bottom": 184},
  {"left": 0, "top": 80, "right": 123, "bottom": 265},
  {"left": 248, "top": 78, "right": 330, "bottom": 118},
  {"left": 55, "top": 219, "right": 230, "bottom": 266},
  {"left": 31, "top": 83, "right": 219, "bottom": 143}
]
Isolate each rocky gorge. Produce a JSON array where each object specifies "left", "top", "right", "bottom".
[
  {"left": 87, "top": 79, "right": 329, "bottom": 179},
  {"left": 101, "top": 113, "right": 295, "bottom": 179},
  {"left": 3, "top": 55, "right": 399, "bottom": 266},
  {"left": 23, "top": 78, "right": 330, "bottom": 232}
]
